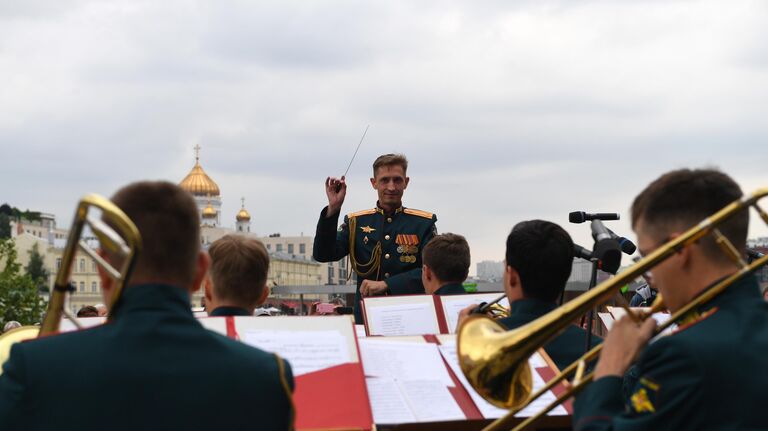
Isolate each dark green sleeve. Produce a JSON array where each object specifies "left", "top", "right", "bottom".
[
  {"left": 0, "top": 344, "right": 28, "bottom": 429},
  {"left": 312, "top": 206, "right": 350, "bottom": 263},
  {"left": 573, "top": 338, "right": 704, "bottom": 431},
  {"left": 386, "top": 268, "right": 426, "bottom": 295}
]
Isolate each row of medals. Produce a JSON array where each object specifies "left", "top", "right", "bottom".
[{"left": 397, "top": 245, "right": 418, "bottom": 263}]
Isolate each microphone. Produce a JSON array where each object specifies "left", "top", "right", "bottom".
[
  {"left": 590, "top": 220, "right": 622, "bottom": 274},
  {"left": 574, "top": 244, "right": 593, "bottom": 260},
  {"left": 606, "top": 228, "right": 637, "bottom": 255},
  {"left": 569, "top": 211, "right": 620, "bottom": 224}
]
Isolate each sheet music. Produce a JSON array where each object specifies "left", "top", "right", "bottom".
[
  {"left": 355, "top": 324, "right": 367, "bottom": 338},
  {"left": 366, "top": 377, "right": 465, "bottom": 423},
  {"left": 440, "top": 295, "right": 510, "bottom": 334},
  {"left": 366, "top": 302, "right": 438, "bottom": 336},
  {"left": 398, "top": 379, "right": 466, "bottom": 422},
  {"left": 366, "top": 377, "right": 417, "bottom": 424},
  {"left": 607, "top": 307, "right": 675, "bottom": 337},
  {"left": 438, "top": 340, "right": 567, "bottom": 418},
  {"left": 358, "top": 339, "right": 454, "bottom": 386},
  {"left": 242, "top": 330, "right": 351, "bottom": 376},
  {"left": 598, "top": 312, "right": 616, "bottom": 331},
  {"left": 514, "top": 358, "right": 568, "bottom": 418}
]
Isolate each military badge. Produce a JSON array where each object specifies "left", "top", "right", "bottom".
[
  {"left": 630, "top": 378, "right": 659, "bottom": 414},
  {"left": 363, "top": 235, "right": 369, "bottom": 245},
  {"left": 360, "top": 226, "right": 376, "bottom": 233}
]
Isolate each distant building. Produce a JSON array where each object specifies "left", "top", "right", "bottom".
[
  {"left": 476, "top": 260, "right": 504, "bottom": 281},
  {"left": 6, "top": 146, "right": 346, "bottom": 316},
  {"left": 569, "top": 259, "right": 593, "bottom": 283}
]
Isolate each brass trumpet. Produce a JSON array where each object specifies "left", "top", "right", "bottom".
[
  {"left": 0, "top": 194, "right": 141, "bottom": 372},
  {"left": 457, "top": 188, "right": 768, "bottom": 431},
  {"left": 470, "top": 294, "right": 510, "bottom": 319}
]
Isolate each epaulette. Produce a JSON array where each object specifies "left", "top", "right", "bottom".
[
  {"left": 673, "top": 307, "right": 718, "bottom": 334},
  {"left": 347, "top": 208, "right": 377, "bottom": 218},
  {"left": 403, "top": 208, "right": 434, "bottom": 219}
]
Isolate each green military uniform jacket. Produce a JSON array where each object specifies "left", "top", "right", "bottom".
[
  {"left": 313, "top": 203, "right": 437, "bottom": 323},
  {"left": 573, "top": 275, "right": 768, "bottom": 431},
  {"left": 0, "top": 283, "right": 294, "bottom": 431},
  {"left": 434, "top": 283, "right": 467, "bottom": 295},
  {"left": 498, "top": 298, "right": 602, "bottom": 372}
]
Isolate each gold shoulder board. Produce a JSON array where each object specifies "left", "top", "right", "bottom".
[
  {"left": 347, "top": 208, "right": 377, "bottom": 218},
  {"left": 403, "top": 208, "right": 434, "bottom": 219}
]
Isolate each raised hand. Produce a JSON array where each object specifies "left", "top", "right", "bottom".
[{"left": 325, "top": 176, "right": 347, "bottom": 217}]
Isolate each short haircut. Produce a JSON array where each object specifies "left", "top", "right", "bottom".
[
  {"left": 111, "top": 181, "right": 200, "bottom": 286},
  {"left": 631, "top": 168, "right": 748, "bottom": 263},
  {"left": 422, "top": 233, "right": 471, "bottom": 283},
  {"left": 77, "top": 306, "right": 99, "bottom": 318},
  {"left": 506, "top": 220, "right": 574, "bottom": 303},
  {"left": 208, "top": 235, "right": 270, "bottom": 308},
  {"left": 372, "top": 153, "right": 408, "bottom": 178}
]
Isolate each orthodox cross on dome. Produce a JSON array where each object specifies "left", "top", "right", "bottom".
[
  {"left": 193, "top": 144, "right": 201, "bottom": 162},
  {"left": 241, "top": 197, "right": 246, "bottom": 208}
]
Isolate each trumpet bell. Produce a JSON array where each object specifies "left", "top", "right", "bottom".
[
  {"left": 0, "top": 326, "right": 40, "bottom": 371},
  {"left": 458, "top": 315, "right": 532, "bottom": 408}
]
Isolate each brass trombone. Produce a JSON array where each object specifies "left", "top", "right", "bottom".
[
  {"left": 0, "top": 194, "right": 141, "bottom": 372},
  {"left": 457, "top": 188, "right": 768, "bottom": 431}
]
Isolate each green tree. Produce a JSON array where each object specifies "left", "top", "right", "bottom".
[
  {"left": 0, "top": 213, "right": 10, "bottom": 240},
  {"left": 26, "top": 243, "right": 50, "bottom": 294},
  {"left": 0, "top": 239, "right": 47, "bottom": 326}
]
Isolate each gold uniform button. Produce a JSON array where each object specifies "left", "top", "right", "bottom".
[
  {"left": 384, "top": 273, "right": 390, "bottom": 278},
  {"left": 385, "top": 253, "right": 390, "bottom": 259},
  {"left": 385, "top": 234, "right": 391, "bottom": 240},
  {"left": 387, "top": 217, "right": 392, "bottom": 223}
]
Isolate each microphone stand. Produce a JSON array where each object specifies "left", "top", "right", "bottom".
[{"left": 584, "top": 257, "right": 600, "bottom": 353}]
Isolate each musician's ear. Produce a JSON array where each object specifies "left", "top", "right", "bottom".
[
  {"left": 257, "top": 283, "right": 269, "bottom": 306},
  {"left": 423, "top": 265, "right": 433, "bottom": 282},
  {"left": 191, "top": 251, "right": 211, "bottom": 293},
  {"left": 203, "top": 275, "right": 213, "bottom": 303},
  {"left": 370, "top": 177, "right": 376, "bottom": 189},
  {"left": 505, "top": 265, "right": 523, "bottom": 302}
]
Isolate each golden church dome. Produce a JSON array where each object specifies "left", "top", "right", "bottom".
[
  {"left": 236, "top": 198, "right": 251, "bottom": 222},
  {"left": 236, "top": 208, "right": 251, "bottom": 222},
  {"left": 179, "top": 145, "right": 220, "bottom": 197},
  {"left": 202, "top": 202, "right": 217, "bottom": 219}
]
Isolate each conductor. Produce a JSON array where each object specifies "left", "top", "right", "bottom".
[{"left": 313, "top": 154, "right": 437, "bottom": 323}]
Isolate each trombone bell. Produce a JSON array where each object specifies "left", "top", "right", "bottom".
[{"left": 458, "top": 315, "right": 532, "bottom": 408}]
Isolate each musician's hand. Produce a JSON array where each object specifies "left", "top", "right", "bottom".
[
  {"left": 360, "top": 280, "right": 388, "bottom": 296},
  {"left": 594, "top": 315, "right": 656, "bottom": 379},
  {"left": 325, "top": 176, "right": 347, "bottom": 217},
  {"left": 455, "top": 304, "right": 480, "bottom": 332}
]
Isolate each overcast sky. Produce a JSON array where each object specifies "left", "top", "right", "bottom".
[{"left": 2, "top": 0, "right": 767, "bottom": 273}]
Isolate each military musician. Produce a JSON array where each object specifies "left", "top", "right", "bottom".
[{"left": 313, "top": 153, "right": 438, "bottom": 323}]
